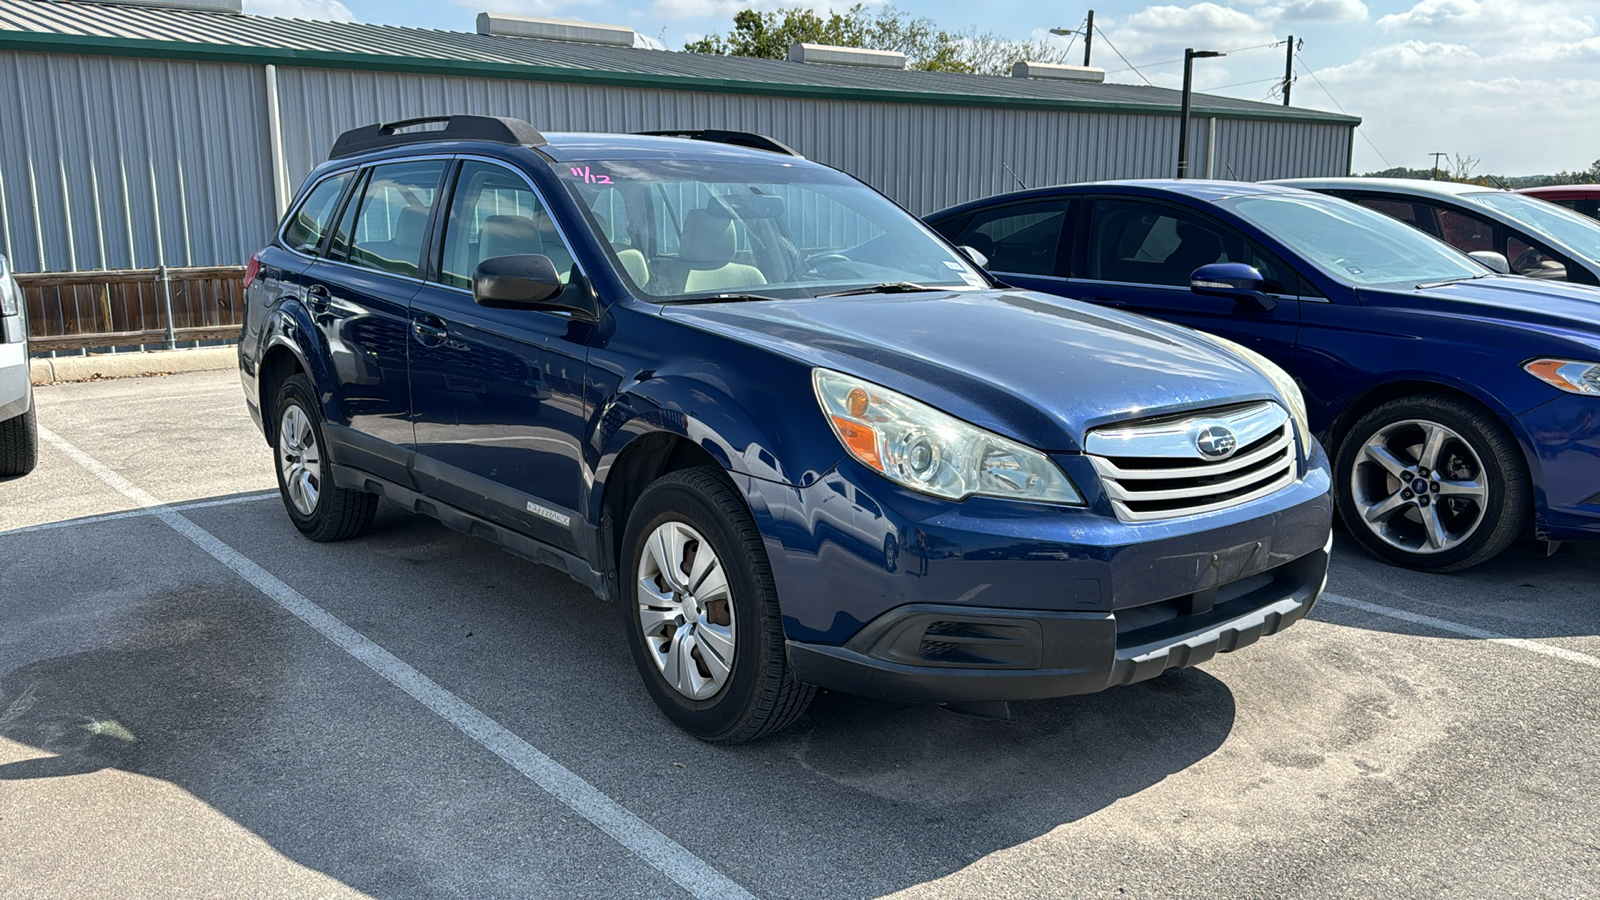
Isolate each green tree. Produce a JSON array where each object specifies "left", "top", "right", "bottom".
[{"left": 685, "top": 5, "right": 1074, "bottom": 76}]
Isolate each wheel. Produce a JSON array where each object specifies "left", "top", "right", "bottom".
[
  {"left": 273, "top": 374, "right": 378, "bottom": 542},
  {"left": 1334, "top": 395, "right": 1529, "bottom": 572},
  {"left": 0, "top": 389, "right": 38, "bottom": 477},
  {"left": 620, "top": 467, "right": 814, "bottom": 743}
]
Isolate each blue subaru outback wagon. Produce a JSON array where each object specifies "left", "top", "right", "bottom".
[{"left": 240, "top": 117, "right": 1333, "bottom": 742}]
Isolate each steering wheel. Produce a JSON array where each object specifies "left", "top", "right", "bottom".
[
  {"left": 1512, "top": 247, "right": 1544, "bottom": 273},
  {"left": 798, "top": 252, "right": 854, "bottom": 278}
]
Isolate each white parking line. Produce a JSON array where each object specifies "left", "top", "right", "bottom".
[
  {"left": 0, "top": 492, "right": 279, "bottom": 537},
  {"left": 1321, "top": 592, "right": 1600, "bottom": 671},
  {"left": 36, "top": 424, "right": 753, "bottom": 900}
]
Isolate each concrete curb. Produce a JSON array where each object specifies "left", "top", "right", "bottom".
[{"left": 30, "top": 346, "right": 237, "bottom": 385}]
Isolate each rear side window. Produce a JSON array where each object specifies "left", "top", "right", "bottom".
[
  {"left": 1354, "top": 197, "right": 1421, "bottom": 226},
  {"left": 329, "top": 159, "right": 446, "bottom": 278},
  {"left": 1431, "top": 207, "right": 1495, "bottom": 253},
  {"left": 438, "top": 160, "right": 575, "bottom": 290},
  {"left": 282, "top": 172, "right": 351, "bottom": 254},
  {"left": 952, "top": 201, "right": 1068, "bottom": 276}
]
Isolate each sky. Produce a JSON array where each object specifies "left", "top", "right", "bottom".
[{"left": 241, "top": 0, "right": 1600, "bottom": 176}]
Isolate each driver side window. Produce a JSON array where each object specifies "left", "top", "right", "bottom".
[
  {"left": 438, "top": 161, "right": 575, "bottom": 291},
  {"left": 1086, "top": 199, "right": 1298, "bottom": 293}
]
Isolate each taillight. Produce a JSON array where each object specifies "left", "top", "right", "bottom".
[{"left": 243, "top": 254, "right": 262, "bottom": 290}]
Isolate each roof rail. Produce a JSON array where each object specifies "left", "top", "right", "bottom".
[
  {"left": 330, "top": 115, "right": 547, "bottom": 159},
  {"left": 635, "top": 130, "right": 803, "bottom": 158}
]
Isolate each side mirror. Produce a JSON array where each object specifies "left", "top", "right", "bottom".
[
  {"left": 1191, "top": 262, "right": 1276, "bottom": 311},
  {"left": 472, "top": 255, "right": 595, "bottom": 318},
  {"left": 1468, "top": 250, "right": 1510, "bottom": 274},
  {"left": 957, "top": 245, "right": 989, "bottom": 269}
]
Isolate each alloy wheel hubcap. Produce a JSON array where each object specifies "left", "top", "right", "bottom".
[
  {"left": 637, "top": 521, "right": 736, "bottom": 700},
  {"left": 1350, "top": 418, "right": 1488, "bottom": 555},
  {"left": 277, "top": 405, "right": 322, "bottom": 517}
]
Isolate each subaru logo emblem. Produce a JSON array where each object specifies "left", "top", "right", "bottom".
[{"left": 1195, "top": 424, "right": 1238, "bottom": 460}]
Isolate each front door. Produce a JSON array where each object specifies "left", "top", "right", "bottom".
[
  {"left": 408, "top": 159, "right": 591, "bottom": 553},
  {"left": 1066, "top": 196, "right": 1303, "bottom": 372}
]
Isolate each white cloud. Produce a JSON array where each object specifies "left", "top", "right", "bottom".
[
  {"left": 1310, "top": 34, "right": 1600, "bottom": 173},
  {"left": 1105, "top": 3, "right": 1278, "bottom": 57},
  {"left": 242, "top": 0, "right": 356, "bottom": 20},
  {"left": 1256, "top": 0, "right": 1367, "bottom": 23},
  {"left": 1377, "top": 0, "right": 1596, "bottom": 42}
]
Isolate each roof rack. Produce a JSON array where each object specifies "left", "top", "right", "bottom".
[
  {"left": 330, "top": 115, "right": 547, "bottom": 159},
  {"left": 635, "top": 130, "right": 803, "bottom": 158}
]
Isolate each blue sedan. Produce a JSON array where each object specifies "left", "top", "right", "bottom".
[{"left": 928, "top": 180, "right": 1600, "bottom": 571}]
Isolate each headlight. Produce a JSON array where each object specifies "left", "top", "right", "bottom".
[
  {"left": 1200, "top": 334, "right": 1312, "bottom": 455},
  {"left": 1525, "top": 358, "right": 1600, "bottom": 395},
  {"left": 813, "top": 368, "right": 1083, "bottom": 505}
]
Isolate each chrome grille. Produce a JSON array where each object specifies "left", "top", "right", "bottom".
[{"left": 1086, "top": 402, "right": 1298, "bottom": 522}]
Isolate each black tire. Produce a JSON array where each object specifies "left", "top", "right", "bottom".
[
  {"left": 272, "top": 374, "right": 378, "bottom": 542},
  {"left": 1334, "top": 394, "right": 1529, "bottom": 572},
  {"left": 620, "top": 467, "right": 814, "bottom": 744},
  {"left": 0, "top": 390, "right": 39, "bottom": 477}
]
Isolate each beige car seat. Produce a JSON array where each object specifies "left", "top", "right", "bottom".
[{"left": 652, "top": 209, "right": 766, "bottom": 294}]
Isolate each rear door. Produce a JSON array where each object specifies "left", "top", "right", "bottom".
[
  {"left": 1064, "top": 195, "right": 1304, "bottom": 370},
  {"left": 406, "top": 158, "right": 592, "bottom": 553},
  {"left": 302, "top": 157, "right": 448, "bottom": 487}
]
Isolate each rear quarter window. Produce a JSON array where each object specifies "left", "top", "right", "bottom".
[{"left": 282, "top": 172, "right": 352, "bottom": 254}]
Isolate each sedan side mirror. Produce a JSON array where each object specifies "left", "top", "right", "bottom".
[
  {"left": 1468, "top": 250, "right": 1510, "bottom": 274},
  {"left": 957, "top": 245, "right": 989, "bottom": 269},
  {"left": 473, "top": 255, "right": 595, "bottom": 319},
  {"left": 1191, "top": 262, "right": 1276, "bottom": 311}
]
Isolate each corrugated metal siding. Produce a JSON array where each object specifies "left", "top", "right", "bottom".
[
  {"left": 0, "top": 50, "right": 1352, "bottom": 273},
  {"left": 276, "top": 68, "right": 1347, "bottom": 218},
  {"left": 1212, "top": 118, "right": 1350, "bottom": 183},
  {"left": 0, "top": 50, "right": 277, "bottom": 272}
]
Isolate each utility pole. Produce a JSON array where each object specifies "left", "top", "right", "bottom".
[
  {"left": 1177, "top": 48, "right": 1225, "bottom": 178},
  {"left": 1282, "top": 35, "right": 1294, "bottom": 106},
  {"left": 1083, "top": 10, "right": 1094, "bottom": 68},
  {"left": 1429, "top": 151, "right": 1448, "bottom": 180}
]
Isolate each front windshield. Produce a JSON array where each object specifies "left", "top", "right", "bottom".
[
  {"left": 1220, "top": 191, "right": 1487, "bottom": 286},
  {"left": 557, "top": 158, "right": 989, "bottom": 301},
  {"left": 1466, "top": 192, "right": 1600, "bottom": 261}
]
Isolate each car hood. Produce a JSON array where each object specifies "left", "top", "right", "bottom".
[
  {"left": 1366, "top": 276, "right": 1600, "bottom": 337},
  {"left": 660, "top": 289, "right": 1279, "bottom": 452}
]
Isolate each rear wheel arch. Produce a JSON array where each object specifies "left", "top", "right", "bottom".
[{"left": 257, "top": 343, "right": 307, "bottom": 445}]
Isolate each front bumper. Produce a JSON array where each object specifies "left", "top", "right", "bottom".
[
  {"left": 787, "top": 531, "right": 1329, "bottom": 702},
  {"left": 1515, "top": 392, "right": 1600, "bottom": 540}
]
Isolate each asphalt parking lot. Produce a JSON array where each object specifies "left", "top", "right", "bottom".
[{"left": 2, "top": 369, "right": 1597, "bottom": 899}]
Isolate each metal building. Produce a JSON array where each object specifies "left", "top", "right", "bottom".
[{"left": 0, "top": 0, "right": 1360, "bottom": 274}]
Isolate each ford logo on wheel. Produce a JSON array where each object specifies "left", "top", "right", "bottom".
[{"left": 1195, "top": 424, "right": 1238, "bottom": 460}]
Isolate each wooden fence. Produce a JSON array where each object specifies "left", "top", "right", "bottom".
[{"left": 18, "top": 266, "right": 246, "bottom": 352}]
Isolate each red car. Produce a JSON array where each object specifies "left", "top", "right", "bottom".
[{"left": 1518, "top": 185, "right": 1600, "bottom": 220}]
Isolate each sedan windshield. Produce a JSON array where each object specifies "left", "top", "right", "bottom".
[
  {"left": 557, "top": 158, "right": 989, "bottom": 301},
  {"left": 1466, "top": 192, "right": 1600, "bottom": 261},
  {"left": 1220, "top": 191, "right": 1487, "bottom": 286}
]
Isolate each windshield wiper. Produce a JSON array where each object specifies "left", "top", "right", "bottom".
[
  {"left": 814, "top": 282, "right": 940, "bottom": 298},
  {"left": 1416, "top": 273, "right": 1498, "bottom": 289},
  {"left": 671, "top": 292, "right": 789, "bottom": 304}
]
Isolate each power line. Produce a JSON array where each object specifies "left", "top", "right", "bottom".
[
  {"left": 1095, "top": 29, "right": 1153, "bottom": 85},
  {"left": 1293, "top": 57, "right": 1392, "bottom": 169},
  {"left": 1103, "top": 40, "right": 1286, "bottom": 76}
]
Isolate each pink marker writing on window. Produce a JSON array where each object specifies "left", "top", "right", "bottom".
[{"left": 569, "top": 166, "right": 613, "bottom": 185}]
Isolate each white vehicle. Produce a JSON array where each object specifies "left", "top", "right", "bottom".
[
  {"left": 1269, "top": 177, "right": 1600, "bottom": 287},
  {"left": 0, "top": 254, "right": 37, "bottom": 476}
]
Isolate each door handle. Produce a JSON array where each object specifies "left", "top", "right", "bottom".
[
  {"left": 411, "top": 314, "right": 449, "bottom": 348},
  {"left": 305, "top": 284, "right": 331, "bottom": 313},
  {"left": 1082, "top": 296, "right": 1127, "bottom": 307}
]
